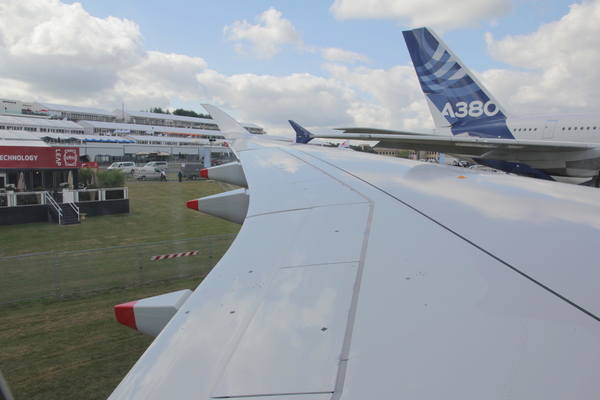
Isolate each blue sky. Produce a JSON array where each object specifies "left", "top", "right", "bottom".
[
  {"left": 66, "top": 0, "right": 572, "bottom": 74},
  {"left": 1, "top": 0, "right": 597, "bottom": 136}
]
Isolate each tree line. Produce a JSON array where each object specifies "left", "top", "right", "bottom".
[{"left": 143, "top": 107, "right": 212, "bottom": 119}]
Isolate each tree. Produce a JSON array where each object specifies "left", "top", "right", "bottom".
[
  {"left": 143, "top": 107, "right": 171, "bottom": 114},
  {"left": 350, "top": 145, "right": 377, "bottom": 153},
  {"left": 396, "top": 150, "right": 411, "bottom": 159},
  {"left": 97, "top": 170, "right": 126, "bottom": 187},
  {"left": 143, "top": 107, "right": 212, "bottom": 119},
  {"left": 157, "top": 107, "right": 170, "bottom": 114},
  {"left": 78, "top": 167, "right": 94, "bottom": 184},
  {"left": 172, "top": 108, "right": 212, "bottom": 119}
]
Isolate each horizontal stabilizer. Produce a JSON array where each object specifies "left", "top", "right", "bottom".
[
  {"left": 186, "top": 188, "right": 249, "bottom": 225},
  {"left": 114, "top": 289, "right": 192, "bottom": 337},
  {"left": 200, "top": 162, "right": 248, "bottom": 187}
]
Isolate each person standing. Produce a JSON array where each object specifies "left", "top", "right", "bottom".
[
  {"left": 178, "top": 169, "right": 183, "bottom": 182},
  {"left": 160, "top": 170, "right": 167, "bottom": 182}
]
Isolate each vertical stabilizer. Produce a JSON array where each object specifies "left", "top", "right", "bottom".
[
  {"left": 288, "top": 120, "right": 314, "bottom": 144},
  {"left": 403, "top": 27, "right": 509, "bottom": 128}
]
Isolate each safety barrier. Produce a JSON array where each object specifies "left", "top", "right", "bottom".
[{"left": 0, "top": 234, "right": 236, "bottom": 304}]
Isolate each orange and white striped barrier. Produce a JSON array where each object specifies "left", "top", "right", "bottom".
[{"left": 150, "top": 251, "right": 199, "bottom": 261}]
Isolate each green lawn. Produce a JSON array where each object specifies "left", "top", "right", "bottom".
[
  {"left": 0, "top": 178, "right": 242, "bottom": 399},
  {"left": 0, "top": 179, "right": 240, "bottom": 257},
  {"left": 0, "top": 277, "right": 204, "bottom": 400}
]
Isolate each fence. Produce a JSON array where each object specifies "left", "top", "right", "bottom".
[
  {"left": 0, "top": 234, "right": 237, "bottom": 305},
  {"left": 0, "top": 187, "right": 128, "bottom": 207}
]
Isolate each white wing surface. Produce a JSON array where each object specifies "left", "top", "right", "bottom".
[
  {"left": 313, "top": 131, "right": 596, "bottom": 155},
  {"left": 109, "top": 107, "right": 600, "bottom": 399}
]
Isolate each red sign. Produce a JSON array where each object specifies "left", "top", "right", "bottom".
[
  {"left": 0, "top": 145, "right": 82, "bottom": 169},
  {"left": 81, "top": 162, "right": 99, "bottom": 170}
]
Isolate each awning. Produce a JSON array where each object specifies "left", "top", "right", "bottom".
[{"left": 82, "top": 137, "right": 135, "bottom": 143}]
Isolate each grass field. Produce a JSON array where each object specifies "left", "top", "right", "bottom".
[
  {"left": 0, "top": 178, "right": 240, "bottom": 257},
  {"left": 0, "top": 277, "right": 203, "bottom": 400},
  {"left": 0, "top": 177, "right": 241, "bottom": 399}
]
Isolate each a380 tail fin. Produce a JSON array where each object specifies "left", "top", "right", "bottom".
[{"left": 403, "top": 27, "right": 509, "bottom": 128}]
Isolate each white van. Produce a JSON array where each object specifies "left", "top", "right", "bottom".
[
  {"left": 144, "top": 161, "right": 168, "bottom": 171},
  {"left": 107, "top": 162, "right": 136, "bottom": 174},
  {"left": 134, "top": 166, "right": 162, "bottom": 180}
]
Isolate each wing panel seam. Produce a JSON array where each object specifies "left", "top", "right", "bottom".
[{"left": 299, "top": 150, "right": 600, "bottom": 324}]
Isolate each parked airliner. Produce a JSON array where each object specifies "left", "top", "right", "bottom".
[{"left": 315, "top": 27, "right": 600, "bottom": 184}]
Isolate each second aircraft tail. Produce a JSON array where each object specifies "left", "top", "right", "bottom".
[{"left": 403, "top": 27, "right": 509, "bottom": 129}]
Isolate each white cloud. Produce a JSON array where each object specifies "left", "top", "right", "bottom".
[
  {"left": 484, "top": 0, "right": 600, "bottom": 115},
  {"left": 194, "top": 62, "right": 433, "bottom": 137},
  {"left": 196, "top": 70, "right": 359, "bottom": 135},
  {"left": 323, "top": 64, "right": 431, "bottom": 131},
  {"left": 329, "top": 0, "right": 513, "bottom": 31},
  {"left": 115, "top": 52, "right": 208, "bottom": 111},
  {"left": 224, "top": 7, "right": 304, "bottom": 59},
  {"left": 0, "top": 0, "right": 208, "bottom": 110},
  {"left": 321, "top": 47, "right": 370, "bottom": 64},
  {"left": 3, "top": 0, "right": 599, "bottom": 142}
]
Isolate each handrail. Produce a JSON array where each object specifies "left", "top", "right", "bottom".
[
  {"left": 68, "top": 201, "right": 80, "bottom": 222},
  {"left": 45, "top": 192, "right": 63, "bottom": 224}
]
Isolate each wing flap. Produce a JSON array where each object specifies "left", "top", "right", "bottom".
[
  {"left": 212, "top": 262, "right": 357, "bottom": 397},
  {"left": 240, "top": 147, "right": 367, "bottom": 217}
]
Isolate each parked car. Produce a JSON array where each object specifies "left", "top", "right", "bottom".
[
  {"left": 181, "top": 163, "right": 204, "bottom": 180},
  {"left": 133, "top": 167, "right": 162, "bottom": 180},
  {"left": 143, "top": 161, "right": 168, "bottom": 171},
  {"left": 107, "top": 162, "right": 136, "bottom": 174}
]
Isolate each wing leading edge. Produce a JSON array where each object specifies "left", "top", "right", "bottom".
[
  {"left": 313, "top": 132, "right": 597, "bottom": 154},
  {"left": 109, "top": 106, "right": 600, "bottom": 399}
]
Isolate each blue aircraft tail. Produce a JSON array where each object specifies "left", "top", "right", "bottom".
[
  {"left": 289, "top": 120, "right": 314, "bottom": 144},
  {"left": 403, "top": 27, "right": 509, "bottom": 129}
]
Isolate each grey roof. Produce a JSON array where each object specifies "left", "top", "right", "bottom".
[
  {"left": 126, "top": 135, "right": 210, "bottom": 144},
  {"left": 37, "top": 102, "right": 114, "bottom": 116},
  {"left": 0, "top": 115, "right": 83, "bottom": 129},
  {"left": 0, "top": 137, "right": 49, "bottom": 146},
  {"left": 0, "top": 130, "right": 133, "bottom": 143},
  {"left": 0, "top": 130, "right": 46, "bottom": 141},
  {"left": 77, "top": 120, "right": 224, "bottom": 136},
  {"left": 121, "top": 109, "right": 214, "bottom": 124},
  {"left": 120, "top": 109, "right": 261, "bottom": 130}
]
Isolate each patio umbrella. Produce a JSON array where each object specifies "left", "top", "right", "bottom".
[
  {"left": 67, "top": 171, "right": 74, "bottom": 190},
  {"left": 17, "top": 172, "right": 26, "bottom": 192},
  {"left": 91, "top": 169, "right": 100, "bottom": 187},
  {"left": 136, "top": 151, "right": 149, "bottom": 156}
]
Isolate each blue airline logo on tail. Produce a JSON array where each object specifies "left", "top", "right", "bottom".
[{"left": 403, "top": 27, "right": 509, "bottom": 132}]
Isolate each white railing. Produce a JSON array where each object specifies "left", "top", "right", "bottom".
[
  {"left": 0, "top": 187, "right": 128, "bottom": 207},
  {"left": 45, "top": 192, "right": 63, "bottom": 224},
  {"left": 67, "top": 187, "right": 128, "bottom": 202},
  {"left": 0, "top": 191, "right": 47, "bottom": 207},
  {"left": 67, "top": 200, "right": 80, "bottom": 222}
]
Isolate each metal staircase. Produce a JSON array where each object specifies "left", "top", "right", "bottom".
[{"left": 46, "top": 192, "right": 80, "bottom": 225}]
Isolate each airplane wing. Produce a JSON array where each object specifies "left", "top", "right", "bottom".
[
  {"left": 335, "top": 127, "right": 438, "bottom": 136},
  {"left": 314, "top": 132, "right": 596, "bottom": 156},
  {"left": 109, "top": 106, "right": 600, "bottom": 399}
]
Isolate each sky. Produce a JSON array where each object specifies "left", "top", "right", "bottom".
[{"left": 0, "top": 0, "right": 598, "bottom": 137}]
